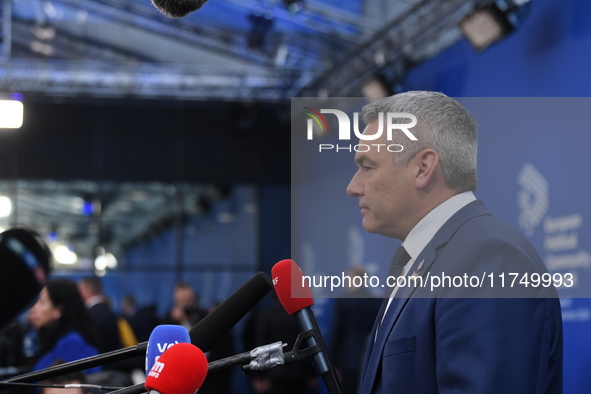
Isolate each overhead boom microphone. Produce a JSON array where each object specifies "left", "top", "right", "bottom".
[
  {"left": 1, "top": 272, "right": 273, "bottom": 387},
  {"left": 0, "top": 228, "right": 53, "bottom": 329},
  {"left": 272, "top": 259, "right": 344, "bottom": 394},
  {"left": 151, "top": 0, "right": 208, "bottom": 18}
]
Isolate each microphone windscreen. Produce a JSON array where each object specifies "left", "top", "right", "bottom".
[
  {"left": 151, "top": 0, "right": 208, "bottom": 18},
  {"left": 0, "top": 228, "right": 53, "bottom": 328},
  {"left": 145, "top": 343, "right": 207, "bottom": 394},
  {"left": 271, "top": 259, "right": 314, "bottom": 315},
  {"left": 189, "top": 272, "right": 273, "bottom": 352},
  {"left": 145, "top": 325, "right": 190, "bottom": 375}
]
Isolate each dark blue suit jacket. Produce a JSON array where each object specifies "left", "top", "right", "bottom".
[{"left": 359, "top": 200, "right": 563, "bottom": 394}]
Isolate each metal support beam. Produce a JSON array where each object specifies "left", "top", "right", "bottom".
[
  {"left": 0, "top": 59, "right": 300, "bottom": 101},
  {"left": 1, "top": 0, "right": 11, "bottom": 59},
  {"left": 51, "top": 0, "right": 329, "bottom": 70}
]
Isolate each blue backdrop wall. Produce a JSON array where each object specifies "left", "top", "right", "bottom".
[
  {"left": 405, "top": 0, "right": 591, "bottom": 391},
  {"left": 290, "top": 0, "right": 591, "bottom": 392}
]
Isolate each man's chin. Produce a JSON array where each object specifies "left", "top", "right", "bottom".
[{"left": 361, "top": 220, "right": 379, "bottom": 234}]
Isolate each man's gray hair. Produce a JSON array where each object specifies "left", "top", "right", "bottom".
[{"left": 362, "top": 91, "right": 478, "bottom": 192}]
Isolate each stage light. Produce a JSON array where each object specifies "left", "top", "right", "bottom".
[
  {"left": 361, "top": 68, "right": 403, "bottom": 99},
  {"left": 54, "top": 245, "right": 78, "bottom": 265},
  {"left": 286, "top": 0, "right": 304, "bottom": 13},
  {"left": 459, "top": 0, "right": 531, "bottom": 51},
  {"left": 361, "top": 77, "right": 391, "bottom": 99},
  {"left": 0, "top": 100, "right": 24, "bottom": 129},
  {"left": 248, "top": 8, "right": 274, "bottom": 49},
  {"left": 0, "top": 197, "right": 12, "bottom": 217},
  {"left": 95, "top": 252, "right": 117, "bottom": 270}
]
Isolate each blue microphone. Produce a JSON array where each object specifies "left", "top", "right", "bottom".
[{"left": 145, "top": 325, "right": 191, "bottom": 375}]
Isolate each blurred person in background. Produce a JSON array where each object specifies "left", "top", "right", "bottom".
[
  {"left": 121, "top": 295, "right": 159, "bottom": 343},
  {"left": 28, "top": 279, "right": 100, "bottom": 374},
  {"left": 77, "top": 277, "right": 122, "bottom": 355},
  {"left": 163, "top": 281, "right": 207, "bottom": 331}
]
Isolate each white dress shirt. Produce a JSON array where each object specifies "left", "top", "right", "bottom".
[{"left": 382, "top": 191, "right": 477, "bottom": 318}]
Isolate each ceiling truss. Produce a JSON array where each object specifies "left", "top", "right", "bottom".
[
  {"left": 297, "top": 0, "right": 476, "bottom": 97},
  {"left": 0, "top": 0, "right": 480, "bottom": 101}
]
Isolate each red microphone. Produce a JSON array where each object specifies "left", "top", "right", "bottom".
[
  {"left": 145, "top": 343, "right": 208, "bottom": 394},
  {"left": 272, "top": 259, "right": 314, "bottom": 313},
  {"left": 271, "top": 259, "right": 343, "bottom": 394}
]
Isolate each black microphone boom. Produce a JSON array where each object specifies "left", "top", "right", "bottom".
[
  {"left": 189, "top": 271, "right": 273, "bottom": 352},
  {"left": 104, "top": 383, "right": 146, "bottom": 394},
  {"left": 0, "top": 345, "right": 146, "bottom": 388},
  {"left": 151, "top": 0, "right": 208, "bottom": 18}
]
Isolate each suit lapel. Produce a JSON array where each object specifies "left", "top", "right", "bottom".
[
  {"left": 358, "top": 200, "right": 491, "bottom": 394},
  {"left": 359, "top": 299, "right": 387, "bottom": 390},
  {"left": 359, "top": 245, "right": 438, "bottom": 394}
]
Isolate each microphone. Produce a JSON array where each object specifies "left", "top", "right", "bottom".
[
  {"left": 189, "top": 271, "right": 273, "bottom": 352},
  {"left": 145, "top": 343, "right": 208, "bottom": 394},
  {"left": 145, "top": 325, "right": 190, "bottom": 375},
  {"left": 151, "top": 0, "right": 208, "bottom": 18},
  {"left": 2, "top": 272, "right": 273, "bottom": 386},
  {"left": 272, "top": 259, "right": 344, "bottom": 394},
  {"left": 0, "top": 228, "right": 53, "bottom": 328},
  {"left": 104, "top": 341, "right": 285, "bottom": 394}
]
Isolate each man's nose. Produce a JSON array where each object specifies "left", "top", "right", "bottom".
[{"left": 347, "top": 171, "right": 362, "bottom": 197}]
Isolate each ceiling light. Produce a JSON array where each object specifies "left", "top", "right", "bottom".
[
  {"left": 361, "top": 77, "right": 392, "bottom": 99},
  {"left": 217, "top": 212, "right": 235, "bottom": 223},
  {"left": 0, "top": 101, "right": 24, "bottom": 129},
  {"left": 95, "top": 253, "right": 117, "bottom": 270},
  {"left": 29, "top": 41, "right": 55, "bottom": 56},
  {"left": 459, "top": 0, "right": 531, "bottom": 51},
  {"left": 0, "top": 197, "right": 12, "bottom": 217},
  {"left": 286, "top": 0, "right": 304, "bottom": 13},
  {"left": 33, "top": 26, "right": 56, "bottom": 40},
  {"left": 248, "top": 9, "right": 274, "bottom": 49},
  {"left": 361, "top": 69, "right": 402, "bottom": 99},
  {"left": 54, "top": 245, "right": 78, "bottom": 265}
]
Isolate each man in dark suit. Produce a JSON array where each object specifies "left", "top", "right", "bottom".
[
  {"left": 78, "top": 277, "right": 123, "bottom": 355},
  {"left": 346, "top": 91, "right": 562, "bottom": 394}
]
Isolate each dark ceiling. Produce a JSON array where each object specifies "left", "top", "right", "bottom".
[{"left": 0, "top": 100, "right": 290, "bottom": 183}]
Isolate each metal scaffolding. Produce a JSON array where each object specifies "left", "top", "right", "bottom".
[
  {"left": 296, "top": 0, "right": 475, "bottom": 97},
  {"left": 0, "top": 58, "right": 302, "bottom": 101},
  {"left": 0, "top": 0, "right": 479, "bottom": 101}
]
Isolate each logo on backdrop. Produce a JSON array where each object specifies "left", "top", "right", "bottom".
[
  {"left": 517, "top": 163, "right": 549, "bottom": 237},
  {"left": 517, "top": 162, "right": 591, "bottom": 300},
  {"left": 302, "top": 108, "right": 417, "bottom": 152}
]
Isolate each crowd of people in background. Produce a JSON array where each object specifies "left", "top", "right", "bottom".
[{"left": 0, "top": 266, "right": 379, "bottom": 394}]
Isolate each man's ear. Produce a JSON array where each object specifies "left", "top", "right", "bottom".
[{"left": 413, "top": 149, "right": 439, "bottom": 189}]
